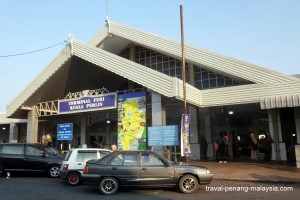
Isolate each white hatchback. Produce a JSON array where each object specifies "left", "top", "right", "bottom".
[{"left": 60, "top": 148, "right": 111, "bottom": 185}]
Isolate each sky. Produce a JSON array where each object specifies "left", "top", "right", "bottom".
[{"left": 0, "top": 0, "right": 299, "bottom": 112}]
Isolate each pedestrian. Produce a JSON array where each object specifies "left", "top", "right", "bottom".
[
  {"left": 111, "top": 144, "right": 118, "bottom": 152},
  {"left": 250, "top": 133, "right": 259, "bottom": 160},
  {"left": 218, "top": 136, "right": 228, "bottom": 163},
  {"left": 262, "top": 134, "right": 273, "bottom": 161},
  {"left": 213, "top": 137, "right": 219, "bottom": 162}
]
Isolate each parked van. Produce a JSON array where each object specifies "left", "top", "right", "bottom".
[
  {"left": 0, "top": 143, "right": 64, "bottom": 177},
  {"left": 60, "top": 148, "right": 111, "bottom": 185}
]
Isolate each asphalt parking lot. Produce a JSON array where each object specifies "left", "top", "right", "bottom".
[{"left": 0, "top": 173, "right": 299, "bottom": 200}]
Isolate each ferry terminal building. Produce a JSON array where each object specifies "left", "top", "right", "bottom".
[{"left": 1, "top": 20, "right": 300, "bottom": 162}]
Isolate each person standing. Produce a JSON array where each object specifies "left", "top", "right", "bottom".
[
  {"left": 218, "top": 136, "right": 228, "bottom": 163},
  {"left": 213, "top": 137, "right": 219, "bottom": 162},
  {"left": 262, "top": 134, "right": 273, "bottom": 161},
  {"left": 250, "top": 133, "right": 259, "bottom": 160}
]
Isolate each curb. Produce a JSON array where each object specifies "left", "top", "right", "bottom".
[{"left": 213, "top": 178, "right": 300, "bottom": 185}]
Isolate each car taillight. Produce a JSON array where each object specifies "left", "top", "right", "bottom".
[
  {"left": 83, "top": 166, "right": 89, "bottom": 174},
  {"left": 63, "top": 164, "right": 69, "bottom": 170}
]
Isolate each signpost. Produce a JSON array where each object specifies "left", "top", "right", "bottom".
[
  {"left": 57, "top": 123, "right": 73, "bottom": 140},
  {"left": 148, "top": 125, "right": 179, "bottom": 146}
]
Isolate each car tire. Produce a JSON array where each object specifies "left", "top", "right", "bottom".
[
  {"left": 0, "top": 165, "right": 6, "bottom": 177},
  {"left": 67, "top": 172, "right": 80, "bottom": 186},
  {"left": 178, "top": 174, "right": 199, "bottom": 194},
  {"left": 98, "top": 177, "right": 119, "bottom": 195},
  {"left": 48, "top": 165, "right": 60, "bottom": 178}
]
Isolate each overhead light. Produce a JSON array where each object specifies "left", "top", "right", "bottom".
[
  {"left": 2, "top": 127, "right": 6, "bottom": 130},
  {"left": 228, "top": 111, "right": 234, "bottom": 115},
  {"left": 293, "top": 134, "right": 296, "bottom": 137},
  {"left": 106, "top": 120, "right": 111, "bottom": 124}
]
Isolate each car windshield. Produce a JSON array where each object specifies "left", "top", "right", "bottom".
[{"left": 44, "top": 146, "right": 60, "bottom": 155}]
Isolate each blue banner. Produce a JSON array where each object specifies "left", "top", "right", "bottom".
[
  {"left": 57, "top": 123, "right": 73, "bottom": 140},
  {"left": 58, "top": 93, "right": 117, "bottom": 114}
]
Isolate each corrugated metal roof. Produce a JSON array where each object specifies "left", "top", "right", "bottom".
[
  {"left": 87, "top": 26, "right": 108, "bottom": 47},
  {"left": 202, "top": 81, "right": 300, "bottom": 107},
  {"left": 105, "top": 20, "right": 299, "bottom": 84}
]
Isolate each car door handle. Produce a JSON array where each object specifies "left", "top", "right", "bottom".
[
  {"left": 112, "top": 167, "right": 117, "bottom": 170},
  {"left": 77, "top": 163, "right": 82, "bottom": 165},
  {"left": 142, "top": 168, "right": 147, "bottom": 171}
]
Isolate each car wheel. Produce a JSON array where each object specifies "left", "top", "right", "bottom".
[
  {"left": 0, "top": 165, "right": 6, "bottom": 177},
  {"left": 179, "top": 175, "right": 199, "bottom": 194},
  {"left": 98, "top": 177, "right": 119, "bottom": 195},
  {"left": 67, "top": 172, "right": 80, "bottom": 186},
  {"left": 48, "top": 165, "right": 60, "bottom": 178}
]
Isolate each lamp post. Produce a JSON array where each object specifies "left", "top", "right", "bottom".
[{"left": 180, "top": 5, "right": 189, "bottom": 163}]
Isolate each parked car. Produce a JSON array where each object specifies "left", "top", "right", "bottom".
[
  {"left": 0, "top": 143, "right": 63, "bottom": 178},
  {"left": 60, "top": 148, "right": 111, "bottom": 185},
  {"left": 82, "top": 150, "right": 213, "bottom": 194}
]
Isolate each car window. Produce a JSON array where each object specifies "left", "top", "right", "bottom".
[
  {"left": 110, "top": 153, "right": 124, "bottom": 166},
  {"left": 44, "top": 146, "right": 60, "bottom": 155},
  {"left": 99, "top": 151, "right": 110, "bottom": 158},
  {"left": 76, "top": 151, "right": 97, "bottom": 162},
  {"left": 123, "top": 153, "right": 137, "bottom": 166},
  {"left": 110, "top": 153, "right": 137, "bottom": 166},
  {"left": 64, "top": 150, "right": 73, "bottom": 161},
  {"left": 141, "top": 153, "right": 165, "bottom": 166},
  {"left": 26, "top": 146, "right": 42, "bottom": 156},
  {"left": 1, "top": 145, "right": 23, "bottom": 155}
]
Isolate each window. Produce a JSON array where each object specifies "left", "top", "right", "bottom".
[
  {"left": 110, "top": 153, "right": 124, "bottom": 166},
  {"left": 2, "top": 145, "right": 23, "bottom": 155},
  {"left": 141, "top": 153, "right": 165, "bottom": 166},
  {"left": 123, "top": 153, "right": 137, "bottom": 166},
  {"left": 110, "top": 153, "right": 138, "bottom": 166},
  {"left": 76, "top": 151, "right": 97, "bottom": 162},
  {"left": 26, "top": 146, "right": 42, "bottom": 156},
  {"left": 99, "top": 151, "right": 110, "bottom": 158}
]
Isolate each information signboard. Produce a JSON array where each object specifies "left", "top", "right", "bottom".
[
  {"left": 148, "top": 125, "right": 178, "bottom": 146},
  {"left": 57, "top": 123, "right": 73, "bottom": 140}
]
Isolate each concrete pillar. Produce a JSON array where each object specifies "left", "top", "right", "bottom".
[
  {"left": 188, "top": 63, "right": 194, "bottom": 86},
  {"left": 268, "top": 109, "right": 287, "bottom": 161},
  {"left": 151, "top": 93, "right": 165, "bottom": 154},
  {"left": 9, "top": 123, "right": 18, "bottom": 143},
  {"left": 294, "top": 107, "right": 300, "bottom": 144},
  {"left": 204, "top": 109, "right": 214, "bottom": 159},
  {"left": 80, "top": 115, "right": 87, "bottom": 146},
  {"left": 26, "top": 107, "right": 38, "bottom": 143}
]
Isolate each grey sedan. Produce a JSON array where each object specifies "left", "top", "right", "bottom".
[{"left": 82, "top": 150, "right": 213, "bottom": 194}]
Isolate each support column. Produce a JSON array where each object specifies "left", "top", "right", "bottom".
[
  {"left": 204, "top": 109, "right": 213, "bottom": 159},
  {"left": 268, "top": 109, "right": 286, "bottom": 161},
  {"left": 80, "top": 115, "right": 87, "bottom": 146},
  {"left": 188, "top": 63, "right": 194, "bottom": 86},
  {"left": 294, "top": 107, "right": 300, "bottom": 144},
  {"left": 151, "top": 93, "right": 165, "bottom": 154},
  {"left": 26, "top": 107, "right": 38, "bottom": 143},
  {"left": 9, "top": 123, "right": 18, "bottom": 143}
]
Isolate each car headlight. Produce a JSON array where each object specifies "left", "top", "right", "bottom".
[{"left": 206, "top": 169, "right": 211, "bottom": 174}]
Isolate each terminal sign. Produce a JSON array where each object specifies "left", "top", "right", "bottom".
[
  {"left": 58, "top": 93, "right": 117, "bottom": 114},
  {"left": 57, "top": 123, "right": 73, "bottom": 140}
]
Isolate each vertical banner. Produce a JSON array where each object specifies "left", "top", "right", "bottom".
[
  {"left": 181, "top": 114, "right": 191, "bottom": 156},
  {"left": 117, "top": 92, "right": 147, "bottom": 150}
]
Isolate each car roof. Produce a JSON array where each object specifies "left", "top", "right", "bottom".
[{"left": 70, "top": 148, "right": 111, "bottom": 151}]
